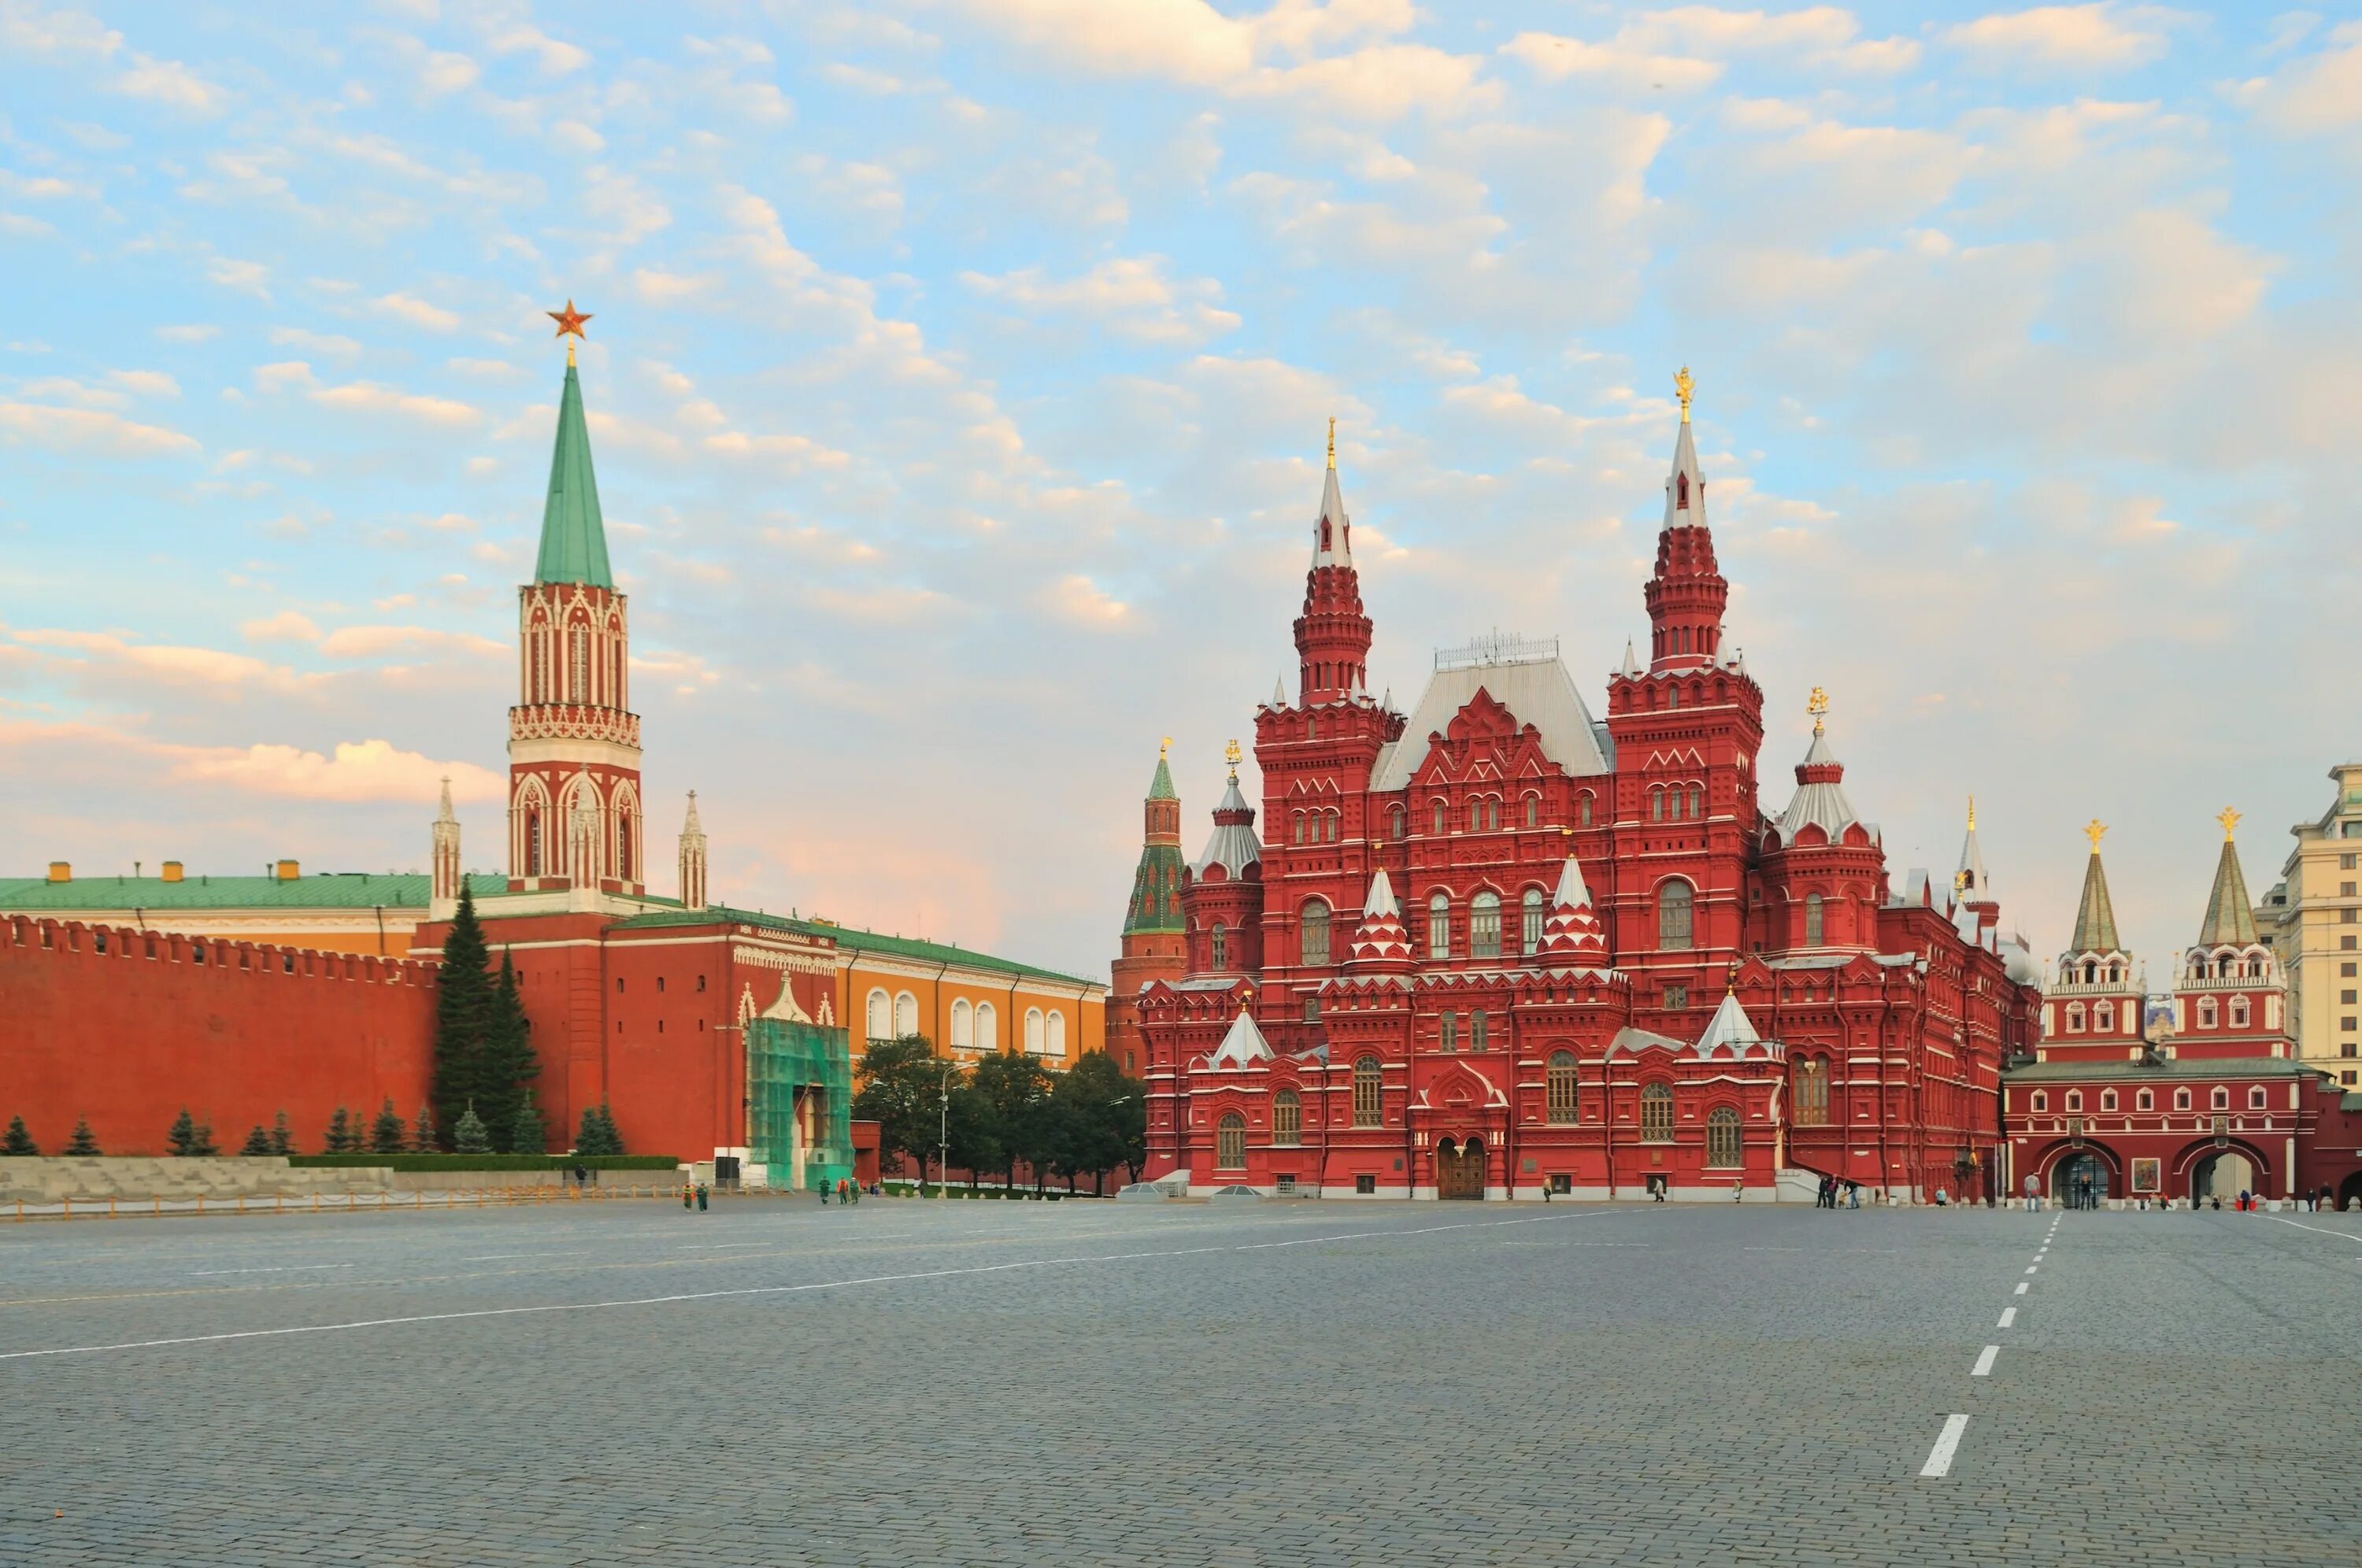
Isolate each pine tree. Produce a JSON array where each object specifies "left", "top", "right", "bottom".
[
  {"left": 430, "top": 884, "right": 494, "bottom": 1147},
  {"left": 368, "top": 1098, "right": 407, "bottom": 1154},
  {"left": 2, "top": 1115, "right": 37, "bottom": 1156},
  {"left": 324, "top": 1106, "right": 354, "bottom": 1154},
  {"left": 507, "top": 1086, "right": 545, "bottom": 1154},
  {"left": 454, "top": 1101, "right": 491, "bottom": 1155},
  {"left": 410, "top": 1102, "right": 439, "bottom": 1153},
  {"left": 474, "top": 949, "right": 539, "bottom": 1152},
  {"left": 166, "top": 1108, "right": 201, "bottom": 1157},
  {"left": 62, "top": 1119, "right": 99, "bottom": 1156},
  {"left": 574, "top": 1103, "right": 604, "bottom": 1155},
  {"left": 598, "top": 1103, "right": 626, "bottom": 1156},
  {"left": 268, "top": 1111, "right": 293, "bottom": 1156},
  {"left": 189, "top": 1120, "right": 218, "bottom": 1156},
  {"left": 239, "top": 1125, "right": 273, "bottom": 1156}
]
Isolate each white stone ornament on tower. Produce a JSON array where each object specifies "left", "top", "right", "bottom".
[
  {"left": 429, "top": 775, "right": 461, "bottom": 922},
  {"left": 679, "top": 790, "right": 708, "bottom": 913}
]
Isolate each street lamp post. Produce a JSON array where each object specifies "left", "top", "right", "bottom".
[{"left": 938, "top": 1060, "right": 957, "bottom": 1198}]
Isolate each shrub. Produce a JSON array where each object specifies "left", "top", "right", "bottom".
[
  {"left": 287, "top": 1153, "right": 679, "bottom": 1171},
  {"left": 239, "top": 1125, "right": 274, "bottom": 1156}
]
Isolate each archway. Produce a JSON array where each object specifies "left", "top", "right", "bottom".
[
  {"left": 2051, "top": 1150, "right": 2110, "bottom": 1208},
  {"left": 1436, "top": 1136, "right": 1486, "bottom": 1200},
  {"left": 2192, "top": 1150, "right": 2256, "bottom": 1206},
  {"left": 2338, "top": 1170, "right": 2362, "bottom": 1212}
]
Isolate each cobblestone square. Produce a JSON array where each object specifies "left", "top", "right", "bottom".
[{"left": 3, "top": 1198, "right": 2357, "bottom": 1566}]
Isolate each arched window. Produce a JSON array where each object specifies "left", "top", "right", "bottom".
[
  {"left": 1293, "top": 812, "right": 1306, "bottom": 846},
  {"left": 1025, "top": 1008, "right": 1046, "bottom": 1053},
  {"left": 1273, "top": 1089, "right": 1301, "bottom": 1147},
  {"left": 1353, "top": 1056, "right": 1383, "bottom": 1126},
  {"left": 1794, "top": 1058, "right": 1829, "bottom": 1126},
  {"left": 1804, "top": 893, "right": 1824, "bottom": 947},
  {"left": 2229, "top": 996, "right": 2249, "bottom": 1028},
  {"left": 1390, "top": 804, "right": 1405, "bottom": 841},
  {"left": 2174, "top": 1087, "right": 2190, "bottom": 1111},
  {"left": 1427, "top": 893, "right": 1451, "bottom": 960},
  {"left": 1210, "top": 921, "right": 1228, "bottom": 971},
  {"left": 1650, "top": 786, "right": 1664, "bottom": 823},
  {"left": 569, "top": 622, "right": 590, "bottom": 701},
  {"left": 1690, "top": 786, "right": 1704, "bottom": 820},
  {"left": 2094, "top": 1001, "right": 2114, "bottom": 1033},
  {"left": 1216, "top": 1112, "right": 1246, "bottom": 1169},
  {"left": 1705, "top": 1107, "right": 1742, "bottom": 1168},
  {"left": 529, "top": 632, "right": 546, "bottom": 702},
  {"left": 2197, "top": 997, "right": 2218, "bottom": 1029},
  {"left": 1300, "top": 900, "right": 1332, "bottom": 967},
  {"left": 1047, "top": 1011, "right": 1066, "bottom": 1056},
  {"left": 1521, "top": 888, "right": 1546, "bottom": 956},
  {"left": 1524, "top": 793, "right": 1539, "bottom": 828},
  {"left": 2066, "top": 1003, "right": 2086, "bottom": 1033},
  {"left": 2137, "top": 1089, "right": 2153, "bottom": 1111},
  {"left": 866, "top": 989, "right": 890, "bottom": 1042},
  {"left": 1432, "top": 800, "right": 1446, "bottom": 835},
  {"left": 1487, "top": 799, "right": 1501, "bottom": 831},
  {"left": 894, "top": 991, "right": 918, "bottom": 1037},
  {"left": 1640, "top": 1082, "right": 1674, "bottom": 1142},
  {"left": 617, "top": 814, "right": 632, "bottom": 882},
  {"left": 1470, "top": 890, "right": 1501, "bottom": 959},
  {"left": 1657, "top": 880, "right": 1694, "bottom": 950},
  {"left": 1468, "top": 801, "right": 1482, "bottom": 833},
  {"left": 526, "top": 810, "right": 542, "bottom": 876},
  {"left": 1546, "top": 1051, "right": 1579, "bottom": 1124},
  {"left": 1579, "top": 792, "right": 1594, "bottom": 828},
  {"left": 950, "top": 999, "right": 973, "bottom": 1050},
  {"left": 2248, "top": 1085, "right": 2266, "bottom": 1110},
  {"left": 2210, "top": 1086, "right": 2229, "bottom": 1110},
  {"left": 976, "top": 1002, "right": 997, "bottom": 1051}
]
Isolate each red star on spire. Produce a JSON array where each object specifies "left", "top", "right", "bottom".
[{"left": 547, "top": 298, "right": 592, "bottom": 341}]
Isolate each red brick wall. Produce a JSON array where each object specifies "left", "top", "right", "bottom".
[{"left": 0, "top": 917, "right": 437, "bottom": 1156}]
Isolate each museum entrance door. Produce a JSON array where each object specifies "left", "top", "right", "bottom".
[{"left": 1436, "top": 1137, "right": 1486, "bottom": 1200}]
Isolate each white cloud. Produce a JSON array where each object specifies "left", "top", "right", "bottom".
[
  {"left": 0, "top": 3, "right": 120, "bottom": 56},
  {"left": 1500, "top": 31, "right": 1723, "bottom": 92},
  {"left": 2235, "top": 21, "right": 2362, "bottom": 137},
  {"left": 172, "top": 737, "right": 505, "bottom": 804},
  {"left": 270, "top": 327, "right": 363, "bottom": 359},
  {"left": 108, "top": 369, "right": 179, "bottom": 398},
  {"left": 310, "top": 381, "right": 479, "bottom": 426},
  {"left": 418, "top": 50, "right": 479, "bottom": 96},
  {"left": 205, "top": 257, "right": 272, "bottom": 300},
  {"left": 1041, "top": 573, "right": 1131, "bottom": 627},
  {"left": 963, "top": 257, "right": 1242, "bottom": 344},
  {"left": 240, "top": 610, "right": 323, "bottom": 643},
  {"left": 487, "top": 22, "right": 589, "bottom": 76},
  {"left": 113, "top": 52, "right": 228, "bottom": 114},
  {"left": 1945, "top": 5, "right": 2176, "bottom": 72},
  {"left": 372, "top": 292, "right": 462, "bottom": 331},
  {"left": 157, "top": 324, "right": 220, "bottom": 343},
  {"left": 0, "top": 401, "right": 198, "bottom": 456}
]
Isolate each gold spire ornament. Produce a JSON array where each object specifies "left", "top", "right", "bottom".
[
  {"left": 547, "top": 298, "right": 592, "bottom": 365},
  {"left": 1326, "top": 416, "right": 1336, "bottom": 470},
  {"left": 2085, "top": 818, "right": 2108, "bottom": 854},
  {"left": 2217, "top": 805, "right": 2241, "bottom": 841},
  {"left": 1806, "top": 686, "right": 1828, "bottom": 733},
  {"left": 1674, "top": 365, "right": 1695, "bottom": 423},
  {"left": 1160, "top": 735, "right": 1172, "bottom": 760},
  {"left": 1967, "top": 795, "right": 1977, "bottom": 831},
  {"left": 1224, "top": 738, "right": 1242, "bottom": 778}
]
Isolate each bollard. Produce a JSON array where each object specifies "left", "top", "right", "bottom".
[
  {"left": 63, "top": 1196, "right": 71, "bottom": 1221},
  {"left": 109, "top": 1196, "right": 117, "bottom": 1219}
]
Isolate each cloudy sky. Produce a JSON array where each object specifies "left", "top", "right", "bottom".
[{"left": 2, "top": 1, "right": 2356, "bottom": 982}]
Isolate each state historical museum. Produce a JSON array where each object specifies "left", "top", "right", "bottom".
[{"left": 1115, "top": 378, "right": 2045, "bottom": 1201}]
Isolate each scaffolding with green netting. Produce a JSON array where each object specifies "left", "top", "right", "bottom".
[{"left": 746, "top": 1017, "right": 853, "bottom": 1193}]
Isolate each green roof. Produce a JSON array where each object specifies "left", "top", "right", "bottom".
[
  {"left": 1123, "top": 844, "right": 1187, "bottom": 935},
  {"left": 608, "top": 904, "right": 1098, "bottom": 988},
  {"left": 2069, "top": 848, "right": 2121, "bottom": 954},
  {"left": 535, "top": 361, "right": 613, "bottom": 587},
  {"left": 2197, "top": 838, "right": 2259, "bottom": 947},
  {"left": 1148, "top": 754, "right": 1177, "bottom": 801},
  {"left": 2005, "top": 1056, "right": 2316, "bottom": 1083},
  {"left": 0, "top": 871, "right": 507, "bottom": 912}
]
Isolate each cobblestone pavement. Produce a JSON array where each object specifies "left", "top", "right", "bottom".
[{"left": 2, "top": 1197, "right": 2357, "bottom": 1566}]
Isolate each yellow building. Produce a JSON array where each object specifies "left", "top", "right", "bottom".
[{"left": 2260, "top": 762, "right": 2362, "bottom": 1087}]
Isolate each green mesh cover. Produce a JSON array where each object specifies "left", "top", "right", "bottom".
[{"left": 746, "top": 1017, "right": 853, "bottom": 1193}]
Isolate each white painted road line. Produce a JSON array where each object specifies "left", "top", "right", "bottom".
[
  {"left": 188, "top": 1264, "right": 355, "bottom": 1277},
  {"left": 2024, "top": 1265, "right": 2038, "bottom": 1274},
  {"left": 2266, "top": 1216, "right": 2362, "bottom": 1244},
  {"left": 1920, "top": 1415, "right": 1971, "bottom": 1477},
  {"left": 2014, "top": 1281, "right": 2028, "bottom": 1295},
  {"left": 1971, "top": 1345, "right": 1999, "bottom": 1378},
  {"left": 1997, "top": 1307, "right": 2016, "bottom": 1329}
]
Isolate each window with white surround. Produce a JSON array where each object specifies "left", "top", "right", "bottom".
[
  {"left": 1024, "top": 1008, "right": 1045, "bottom": 1053},
  {"left": 950, "top": 999, "right": 973, "bottom": 1051},
  {"left": 1046, "top": 1011, "right": 1066, "bottom": 1056},
  {"left": 866, "top": 988, "right": 890, "bottom": 1042},
  {"left": 976, "top": 1002, "right": 997, "bottom": 1052},
  {"left": 894, "top": 991, "right": 918, "bottom": 1037}
]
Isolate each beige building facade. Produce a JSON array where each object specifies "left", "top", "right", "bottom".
[{"left": 2260, "top": 762, "right": 2362, "bottom": 1087}]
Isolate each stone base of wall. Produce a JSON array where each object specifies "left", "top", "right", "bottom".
[{"left": 0, "top": 1156, "right": 395, "bottom": 1204}]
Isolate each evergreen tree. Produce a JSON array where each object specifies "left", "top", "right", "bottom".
[
  {"left": 268, "top": 1111, "right": 293, "bottom": 1156},
  {"left": 324, "top": 1106, "right": 354, "bottom": 1154},
  {"left": 507, "top": 1086, "right": 544, "bottom": 1154},
  {"left": 238, "top": 1125, "right": 273, "bottom": 1156},
  {"left": 598, "top": 1103, "right": 626, "bottom": 1156},
  {"left": 453, "top": 1101, "right": 491, "bottom": 1155},
  {"left": 166, "top": 1107, "right": 201, "bottom": 1156},
  {"left": 368, "top": 1098, "right": 407, "bottom": 1154},
  {"left": 410, "top": 1102, "right": 439, "bottom": 1153},
  {"left": 430, "top": 884, "right": 494, "bottom": 1145},
  {"left": 2, "top": 1115, "right": 37, "bottom": 1156},
  {"left": 62, "top": 1119, "right": 99, "bottom": 1156},
  {"left": 188, "top": 1120, "right": 218, "bottom": 1156},
  {"left": 474, "top": 949, "right": 539, "bottom": 1151},
  {"left": 572, "top": 1101, "right": 624, "bottom": 1156}
]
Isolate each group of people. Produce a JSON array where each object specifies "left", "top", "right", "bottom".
[
  {"left": 819, "top": 1178, "right": 882, "bottom": 1204},
  {"left": 1814, "top": 1174, "right": 1860, "bottom": 1209}
]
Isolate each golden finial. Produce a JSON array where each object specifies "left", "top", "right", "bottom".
[
  {"left": 1224, "top": 738, "right": 1242, "bottom": 775},
  {"left": 1326, "top": 416, "right": 1336, "bottom": 471},
  {"left": 1953, "top": 867, "right": 1969, "bottom": 893},
  {"left": 1160, "top": 735, "right": 1171, "bottom": 760},
  {"left": 548, "top": 298, "right": 591, "bottom": 366},
  {"left": 1967, "top": 795, "right": 1976, "bottom": 831},
  {"left": 2216, "top": 805, "right": 2240, "bottom": 841},
  {"left": 2084, "top": 818, "right": 2107, "bottom": 854},
  {"left": 1674, "top": 365, "right": 1694, "bottom": 423},
  {"left": 1806, "top": 685, "right": 1828, "bottom": 734}
]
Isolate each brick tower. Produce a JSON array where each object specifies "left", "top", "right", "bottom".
[{"left": 1109, "top": 744, "right": 1187, "bottom": 1074}]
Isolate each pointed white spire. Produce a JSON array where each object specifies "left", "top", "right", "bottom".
[
  {"left": 1362, "top": 867, "right": 1401, "bottom": 920},
  {"left": 429, "top": 775, "right": 462, "bottom": 920},
  {"left": 1272, "top": 675, "right": 1287, "bottom": 708},
  {"left": 1312, "top": 416, "right": 1352, "bottom": 568},
  {"left": 1697, "top": 987, "right": 1760, "bottom": 1056},
  {"left": 1551, "top": 851, "right": 1592, "bottom": 912},
  {"left": 679, "top": 789, "right": 709, "bottom": 913},
  {"left": 435, "top": 776, "right": 456, "bottom": 824},
  {"left": 1619, "top": 638, "right": 1642, "bottom": 680},
  {"left": 1664, "top": 367, "right": 1707, "bottom": 531},
  {"left": 1957, "top": 796, "right": 1990, "bottom": 901},
  {"left": 1209, "top": 1005, "right": 1275, "bottom": 1067}
]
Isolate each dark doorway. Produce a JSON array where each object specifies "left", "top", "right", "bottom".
[
  {"left": 1436, "top": 1137, "right": 1486, "bottom": 1200},
  {"left": 2052, "top": 1151, "right": 2109, "bottom": 1207}
]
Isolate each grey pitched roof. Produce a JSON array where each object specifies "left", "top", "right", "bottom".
[
  {"left": 1192, "top": 775, "right": 1261, "bottom": 879},
  {"left": 1370, "top": 653, "right": 1612, "bottom": 793},
  {"left": 2197, "top": 837, "right": 2259, "bottom": 947},
  {"left": 1775, "top": 728, "right": 1862, "bottom": 843}
]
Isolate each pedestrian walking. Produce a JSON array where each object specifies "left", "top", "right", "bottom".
[
  {"left": 695, "top": 1182, "right": 709, "bottom": 1212},
  {"left": 2023, "top": 1173, "right": 2040, "bottom": 1212},
  {"left": 1846, "top": 1181, "right": 1860, "bottom": 1209},
  {"left": 682, "top": 1183, "right": 693, "bottom": 1211}
]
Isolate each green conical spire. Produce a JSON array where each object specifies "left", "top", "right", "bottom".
[
  {"left": 2070, "top": 830, "right": 2121, "bottom": 955},
  {"left": 1148, "top": 754, "right": 1177, "bottom": 802},
  {"left": 1124, "top": 745, "right": 1186, "bottom": 936},
  {"left": 2197, "top": 817, "right": 2258, "bottom": 947},
  {"left": 535, "top": 362, "right": 613, "bottom": 588}
]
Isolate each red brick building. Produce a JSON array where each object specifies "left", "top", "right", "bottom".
[
  {"left": 2003, "top": 815, "right": 2362, "bottom": 1207},
  {"left": 1131, "top": 379, "right": 2045, "bottom": 1201}
]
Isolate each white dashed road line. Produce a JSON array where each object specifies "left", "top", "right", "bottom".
[
  {"left": 188, "top": 1264, "right": 355, "bottom": 1277},
  {"left": 1971, "top": 1345, "right": 1999, "bottom": 1377},
  {"left": 1920, "top": 1415, "right": 1971, "bottom": 1477},
  {"left": 2014, "top": 1281, "right": 2028, "bottom": 1295},
  {"left": 1997, "top": 1307, "right": 2016, "bottom": 1329}
]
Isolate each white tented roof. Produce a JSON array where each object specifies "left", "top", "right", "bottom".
[
  {"left": 1207, "top": 1008, "right": 1275, "bottom": 1067},
  {"left": 1371, "top": 653, "right": 1612, "bottom": 793},
  {"left": 1696, "top": 989, "right": 1760, "bottom": 1056}
]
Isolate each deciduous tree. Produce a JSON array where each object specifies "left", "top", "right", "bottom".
[{"left": 853, "top": 1034, "right": 947, "bottom": 1188}]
